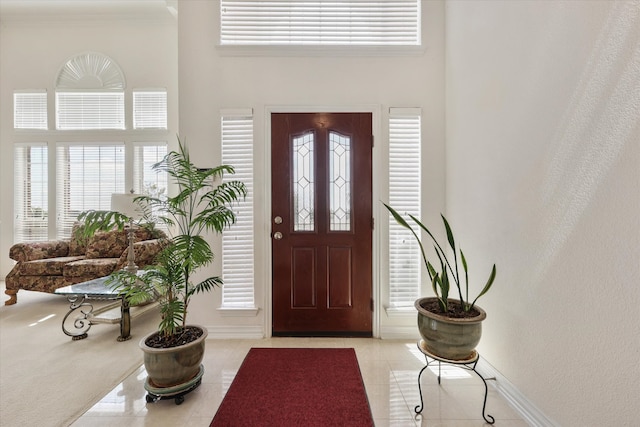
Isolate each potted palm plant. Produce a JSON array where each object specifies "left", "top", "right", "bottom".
[
  {"left": 80, "top": 137, "right": 246, "bottom": 401},
  {"left": 383, "top": 203, "right": 496, "bottom": 361}
]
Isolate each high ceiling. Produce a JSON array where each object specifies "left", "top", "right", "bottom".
[{"left": 0, "top": 0, "right": 177, "bottom": 21}]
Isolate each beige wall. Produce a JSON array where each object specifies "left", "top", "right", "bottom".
[
  {"left": 446, "top": 1, "right": 640, "bottom": 425},
  {"left": 0, "top": 12, "right": 178, "bottom": 277},
  {"left": 177, "top": 0, "right": 446, "bottom": 338},
  {"left": 0, "top": 1, "right": 446, "bottom": 337},
  {"left": 2, "top": 1, "right": 638, "bottom": 424}
]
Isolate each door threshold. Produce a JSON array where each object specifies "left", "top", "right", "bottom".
[{"left": 272, "top": 331, "right": 372, "bottom": 338}]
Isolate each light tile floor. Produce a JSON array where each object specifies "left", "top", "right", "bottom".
[{"left": 71, "top": 338, "right": 527, "bottom": 427}]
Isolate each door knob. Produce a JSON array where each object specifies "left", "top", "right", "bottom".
[{"left": 273, "top": 231, "right": 283, "bottom": 240}]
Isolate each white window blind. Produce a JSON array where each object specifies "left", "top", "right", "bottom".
[
  {"left": 14, "top": 91, "right": 48, "bottom": 130},
  {"left": 221, "top": 111, "right": 255, "bottom": 307},
  {"left": 14, "top": 143, "right": 48, "bottom": 242},
  {"left": 133, "top": 90, "right": 168, "bottom": 129},
  {"left": 56, "top": 92, "right": 125, "bottom": 130},
  {"left": 388, "top": 108, "right": 421, "bottom": 308},
  {"left": 220, "top": 0, "right": 421, "bottom": 46},
  {"left": 56, "top": 144, "right": 125, "bottom": 239},
  {"left": 133, "top": 143, "right": 168, "bottom": 231},
  {"left": 133, "top": 143, "right": 168, "bottom": 196}
]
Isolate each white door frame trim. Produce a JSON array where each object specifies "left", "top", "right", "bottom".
[{"left": 263, "top": 104, "right": 382, "bottom": 338}]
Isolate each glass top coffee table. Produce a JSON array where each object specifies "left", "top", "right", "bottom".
[{"left": 55, "top": 273, "right": 156, "bottom": 342}]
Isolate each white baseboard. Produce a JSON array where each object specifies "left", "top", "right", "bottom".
[
  {"left": 379, "top": 325, "right": 421, "bottom": 340},
  {"left": 476, "top": 357, "right": 558, "bottom": 427},
  {"left": 204, "top": 325, "right": 264, "bottom": 339}
]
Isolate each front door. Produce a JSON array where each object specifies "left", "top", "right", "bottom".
[{"left": 271, "top": 113, "right": 373, "bottom": 336}]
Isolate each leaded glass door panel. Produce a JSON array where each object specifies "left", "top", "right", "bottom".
[{"left": 271, "top": 113, "right": 373, "bottom": 336}]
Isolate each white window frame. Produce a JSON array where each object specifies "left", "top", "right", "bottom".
[
  {"left": 55, "top": 143, "right": 126, "bottom": 239},
  {"left": 387, "top": 108, "right": 422, "bottom": 312},
  {"left": 219, "top": 109, "right": 258, "bottom": 315},
  {"left": 133, "top": 90, "right": 168, "bottom": 130},
  {"left": 217, "top": 0, "right": 423, "bottom": 56},
  {"left": 12, "top": 53, "right": 171, "bottom": 244},
  {"left": 132, "top": 142, "right": 169, "bottom": 232},
  {"left": 13, "top": 143, "right": 49, "bottom": 242},
  {"left": 56, "top": 91, "right": 126, "bottom": 130},
  {"left": 14, "top": 91, "right": 48, "bottom": 130}
]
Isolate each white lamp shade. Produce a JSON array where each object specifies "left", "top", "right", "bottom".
[{"left": 111, "top": 193, "right": 143, "bottom": 220}]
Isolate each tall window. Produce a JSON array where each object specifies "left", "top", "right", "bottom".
[
  {"left": 133, "top": 143, "right": 169, "bottom": 231},
  {"left": 133, "top": 143, "right": 168, "bottom": 196},
  {"left": 56, "top": 144, "right": 125, "bottom": 238},
  {"left": 12, "top": 52, "right": 169, "bottom": 242},
  {"left": 388, "top": 108, "right": 421, "bottom": 309},
  {"left": 14, "top": 144, "right": 48, "bottom": 242},
  {"left": 220, "top": 0, "right": 421, "bottom": 46},
  {"left": 221, "top": 111, "right": 255, "bottom": 308}
]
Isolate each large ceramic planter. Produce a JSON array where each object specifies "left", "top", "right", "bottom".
[
  {"left": 140, "top": 325, "right": 207, "bottom": 388},
  {"left": 415, "top": 297, "right": 486, "bottom": 361}
]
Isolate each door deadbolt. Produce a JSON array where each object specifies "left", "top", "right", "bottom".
[{"left": 274, "top": 216, "right": 283, "bottom": 224}]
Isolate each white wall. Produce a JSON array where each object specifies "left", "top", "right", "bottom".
[
  {"left": 0, "top": 1, "right": 445, "bottom": 338},
  {"left": 177, "top": 0, "right": 446, "bottom": 338},
  {"left": 447, "top": 1, "right": 640, "bottom": 425},
  {"left": 0, "top": 12, "right": 178, "bottom": 278},
  {"left": 6, "top": 2, "right": 637, "bottom": 423}
]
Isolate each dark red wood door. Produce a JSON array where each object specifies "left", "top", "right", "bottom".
[{"left": 271, "top": 113, "right": 373, "bottom": 336}]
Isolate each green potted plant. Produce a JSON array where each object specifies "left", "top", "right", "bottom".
[
  {"left": 80, "top": 137, "right": 246, "bottom": 400},
  {"left": 383, "top": 203, "right": 496, "bottom": 361}
]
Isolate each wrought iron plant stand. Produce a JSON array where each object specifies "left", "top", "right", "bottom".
[{"left": 415, "top": 340, "right": 496, "bottom": 424}]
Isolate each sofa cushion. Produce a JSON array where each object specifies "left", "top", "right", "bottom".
[
  {"left": 17, "top": 256, "right": 85, "bottom": 276},
  {"left": 85, "top": 229, "right": 128, "bottom": 259},
  {"left": 85, "top": 226, "right": 155, "bottom": 259},
  {"left": 64, "top": 258, "right": 118, "bottom": 278},
  {"left": 9, "top": 240, "right": 70, "bottom": 263},
  {"left": 68, "top": 222, "right": 88, "bottom": 256},
  {"left": 115, "top": 238, "right": 168, "bottom": 270}
]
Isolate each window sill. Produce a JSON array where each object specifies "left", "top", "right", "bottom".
[
  {"left": 385, "top": 306, "right": 417, "bottom": 318},
  {"left": 216, "top": 44, "right": 426, "bottom": 58},
  {"left": 217, "top": 306, "right": 260, "bottom": 317}
]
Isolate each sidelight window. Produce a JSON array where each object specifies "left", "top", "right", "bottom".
[
  {"left": 221, "top": 111, "right": 255, "bottom": 308},
  {"left": 388, "top": 108, "right": 422, "bottom": 309}
]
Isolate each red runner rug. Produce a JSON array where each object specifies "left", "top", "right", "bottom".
[{"left": 210, "top": 347, "right": 374, "bottom": 426}]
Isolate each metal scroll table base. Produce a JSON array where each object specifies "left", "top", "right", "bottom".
[
  {"left": 55, "top": 274, "right": 157, "bottom": 342},
  {"left": 415, "top": 340, "right": 496, "bottom": 424},
  {"left": 60, "top": 295, "right": 131, "bottom": 341}
]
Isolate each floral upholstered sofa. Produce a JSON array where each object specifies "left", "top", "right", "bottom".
[{"left": 5, "top": 224, "right": 167, "bottom": 305}]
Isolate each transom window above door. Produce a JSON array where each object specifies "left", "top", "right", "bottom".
[{"left": 219, "top": 0, "right": 421, "bottom": 48}]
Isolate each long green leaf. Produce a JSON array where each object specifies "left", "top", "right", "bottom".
[
  {"left": 470, "top": 264, "right": 497, "bottom": 310},
  {"left": 460, "top": 249, "right": 469, "bottom": 306},
  {"left": 409, "top": 213, "right": 459, "bottom": 290}
]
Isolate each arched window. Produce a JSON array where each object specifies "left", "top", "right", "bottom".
[
  {"left": 13, "top": 52, "right": 168, "bottom": 241},
  {"left": 56, "top": 52, "right": 126, "bottom": 130}
]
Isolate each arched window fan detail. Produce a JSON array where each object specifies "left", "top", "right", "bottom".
[{"left": 56, "top": 52, "right": 125, "bottom": 89}]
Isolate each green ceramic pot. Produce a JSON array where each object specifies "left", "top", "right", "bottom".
[
  {"left": 415, "top": 297, "right": 486, "bottom": 361},
  {"left": 140, "top": 325, "right": 207, "bottom": 388}
]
